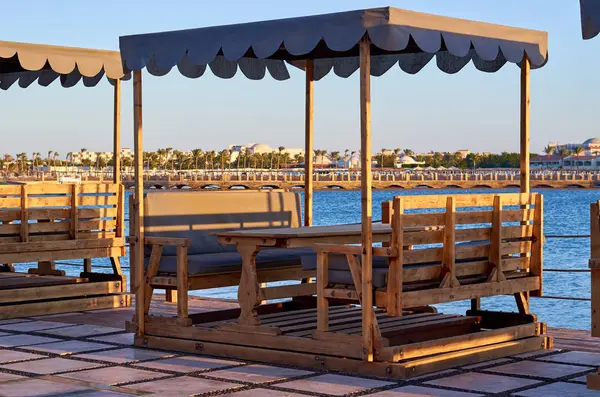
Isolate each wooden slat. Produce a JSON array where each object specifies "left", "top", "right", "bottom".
[
  {"left": 0, "top": 246, "right": 123, "bottom": 263},
  {"left": 503, "top": 209, "right": 535, "bottom": 223},
  {"left": 403, "top": 213, "right": 444, "bottom": 227},
  {"left": 440, "top": 196, "right": 458, "bottom": 288},
  {"left": 0, "top": 279, "right": 122, "bottom": 303},
  {"left": 456, "top": 244, "right": 489, "bottom": 260},
  {"left": 0, "top": 236, "right": 21, "bottom": 243},
  {"left": 304, "top": 60, "right": 314, "bottom": 227},
  {"left": 77, "top": 231, "right": 116, "bottom": 239},
  {"left": 28, "top": 196, "right": 70, "bottom": 207},
  {"left": 70, "top": 184, "right": 78, "bottom": 240},
  {"left": 317, "top": 251, "right": 328, "bottom": 332},
  {"left": 0, "top": 186, "right": 22, "bottom": 195},
  {"left": 503, "top": 225, "right": 534, "bottom": 239},
  {"left": 502, "top": 241, "right": 532, "bottom": 255},
  {"left": 79, "top": 183, "right": 119, "bottom": 194},
  {"left": 27, "top": 184, "right": 71, "bottom": 195},
  {"left": 530, "top": 193, "right": 543, "bottom": 297},
  {"left": 78, "top": 219, "right": 117, "bottom": 231},
  {"left": 0, "top": 223, "right": 20, "bottom": 235},
  {"left": 0, "top": 210, "right": 20, "bottom": 222},
  {"left": 404, "top": 230, "right": 444, "bottom": 245},
  {"left": 455, "top": 228, "right": 491, "bottom": 242},
  {"left": 79, "top": 195, "right": 118, "bottom": 206},
  {"left": 0, "top": 238, "right": 125, "bottom": 254},
  {"left": 387, "top": 196, "right": 404, "bottom": 316},
  {"left": 20, "top": 185, "right": 28, "bottom": 242},
  {"left": 29, "top": 222, "right": 70, "bottom": 234},
  {"left": 401, "top": 193, "right": 532, "bottom": 210},
  {"left": 403, "top": 247, "right": 443, "bottom": 264},
  {"left": 0, "top": 198, "right": 21, "bottom": 208},
  {"left": 29, "top": 235, "right": 70, "bottom": 242},
  {"left": 28, "top": 208, "right": 70, "bottom": 220},
  {"left": 79, "top": 207, "right": 118, "bottom": 219}
]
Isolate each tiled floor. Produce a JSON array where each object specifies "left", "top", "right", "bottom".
[{"left": 0, "top": 310, "right": 599, "bottom": 396}]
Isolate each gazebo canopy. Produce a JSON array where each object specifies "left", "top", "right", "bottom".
[
  {"left": 119, "top": 6, "right": 548, "bottom": 80},
  {"left": 581, "top": 0, "right": 600, "bottom": 39},
  {"left": 0, "top": 40, "right": 127, "bottom": 90}
]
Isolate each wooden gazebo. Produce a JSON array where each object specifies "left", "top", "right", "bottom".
[
  {"left": 0, "top": 41, "right": 129, "bottom": 319},
  {"left": 120, "top": 7, "right": 550, "bottom": 377}
]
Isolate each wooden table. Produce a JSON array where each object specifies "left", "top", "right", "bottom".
[{"left": 216, "top": 223, "right": 427, "bottom": 326}]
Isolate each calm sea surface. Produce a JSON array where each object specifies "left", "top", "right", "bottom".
[{"left": 16, "top": 189, "right": 598, "bottom": 330}]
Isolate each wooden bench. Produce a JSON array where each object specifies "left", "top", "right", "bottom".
[
  {"left": 0, "top": 182, "right": 128, "bottom": 319},
  {"left": 135, "top": 190, "right": 315, "bottom": 323},
  {"left": 315, "top": 193, "right": 544, "bottom": 330}
]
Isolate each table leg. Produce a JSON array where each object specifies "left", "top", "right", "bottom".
[{"left": 237, "top": 244, "right": 261, "bottom": 326}]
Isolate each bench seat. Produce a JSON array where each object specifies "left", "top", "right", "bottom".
[{"left": 150, "top": 248, "right": 315, "bottom": 275}]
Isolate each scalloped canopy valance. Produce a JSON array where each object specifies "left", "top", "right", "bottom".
[
  {"left": 0, "top": 40, "right": 128, "bottom": 90},
  {"left": 119, "top": 7, "right": 549, "bottom": 81},
  {"left": 581, "top": 0, "right": 600, "bottom": 40}
]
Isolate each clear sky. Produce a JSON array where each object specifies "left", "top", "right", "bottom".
[{"left": 0, "top": 0, "right": 597, "bottom": 157}]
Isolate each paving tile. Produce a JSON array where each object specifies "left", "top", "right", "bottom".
[
  {"left": 0, "top": 372, "right": 26, "bottom": 382},
  {"left": 512, "top": 348, "right": 560, "bottom": 359},
  {"left": 369, "top": 385, "right": 484, "bottom": 396},
  {"left": 461, "top": 358, "right": 512, "bottom": 370},
  {"left": 74, "top": 347, "right": 173, "bottom": 363},
  {"left": 25, "top": 340, "right": 113, "bottom": 355},
  {"left": 426, "top": 372, "right": 541, "bottom": 393},
  {"left": 39, "top": 324, "right": 124, "bottom": 338},
  {"left": 277, "top": 373, "right": 394, "bottom": 395},
  {"left": 543, "top": 351, "right": 600, "bottom": 366},
  {"left": 0, "top": 334, "right": 61, "bottom": 347},
  {"left": 65, "top": 392, "right": 132, "bottom": 397},
  {"left": 3, "top": 357, "right": 104, "bottom": 374},
  {"left": 61, "top": 366, "right": 166, "bottom": 385},
  {"left": 223, "top": 389, "right": 306, "bottom": 396},
  {"left": 136, "top": 355, "right": 243, "bottom": 373},
  {"left": 410, "top": 369, "right": 459, "bottom": 381},
  {"left": 0, "top": 378, "right": 90, "bottom": 397},
  {"left": 205, "top": 364, "right": 312, "bottom": 383},
  {"left": 487, "top": 360, "right": 590, "bottom": 379},
  {"left": 0, "top": 320, "right": 72, "bottom": 332},
  {"left": 88, "top": 333, "right": 135, "bottom": 345},
  {"left": 0, "top": 318, "right": 31, "bottom": 325},
  {"left": 131, "top": 376, "right": 241, "bottom": 396},
  {"left": 0, "top": 331, "right": 11, "bottom": 337},
  {"left": 514, "top": 381, "right": 600, "bottom": 397},
  {"left": 570, "top": 374, "right": 591, "bottom": 383},
  {"left": 0, "top": 349, "right": 45, "bottom": 363}
]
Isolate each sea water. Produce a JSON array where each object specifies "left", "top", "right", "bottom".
[{"left": 17, "top": 188, "right": 597, "bottom": 330}]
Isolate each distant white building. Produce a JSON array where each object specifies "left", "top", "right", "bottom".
[
  {"left": 337, "top": 154, "right": 360, "bottom": 168},
  {"left": 549, "top": 137, "right": 600, "bottom": 155},
  {"left": 395, "top": 154, "right": 425, "bottom": 168}
]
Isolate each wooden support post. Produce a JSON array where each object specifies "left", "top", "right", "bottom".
[
  {"left": 489, "top": 195, "right": 506, "bottom": 283},
  {"left": 133, "top": 70, "right": 145, "bottom": 335},
  {"left": 113, "top": 79, "right": 121, "bottom": 184},
  {"left": 514, "top": 292, "right": 530, "bottom": 315},
  {"left": 129, "top": 198, "right": 136, "bottom": 294},
  {"left": 70, "top": 184, "right": 79, "bottom": 240},
  {"left": 346, "top": 254, "right": 380, "bottom": 338},
  {"left": 83, "top": 258, "right": 92, "bottom": 273},
  {"left": 176, "top": 246, "right": 190, "bottom": 326},
  {"left": 237, "top": 245, "right": 261, "bottom": 326},
  {"left": 316, "top": 251, "right": 328, "bottom": 332},
  {"left": 165, "top": 290, "right": 177, "bottom": 303},
  {"left": 304, "top": 60, "right": 314, "bottom": 227},
  {"left": 145, "top": 245, "right": 163, "bottom": 315},
  {"left": 381, "top": 201, "right": 392, "bottom": 225},
  {"left": 116, "top": 184, "right": 125, "bottom": 238},
  {"left": 530, "top": 194, "right": 543, "bottom": 297},
  {"left": 440, "top": 196, "right": 459, "bottom": 288},
  {"left": 387, "top": 197, "right": 404, "bottom": 316},
  {"left": 591, "top": 201, "right": 600, "bottom": 337},
  {"left": 520, "top": 55, "right": 531, "bottom": 194},
  {"left": 359, "top": 36, "right": 374, "bottom": 362},
  {"left": 20, "top": 185, "right": 28, "bottom": 243}
]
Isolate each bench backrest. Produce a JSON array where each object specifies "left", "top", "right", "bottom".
[
  {"left": 0, "top": 183, "right": 124, "bottom": 245},
  {"left": 383, "top": 193, "right": 542, "bottom": 282},
  {"left": 143, "top": 190, "right": 302, "bottom": 256}
]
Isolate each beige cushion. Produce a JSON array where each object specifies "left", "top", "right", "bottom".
[{"left": 143, "top": 191, "right": 301, "bottom": 256}]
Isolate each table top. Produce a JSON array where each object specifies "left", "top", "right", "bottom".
[{"left": 216, "top": 223, "right": 434, "bottom": 240}]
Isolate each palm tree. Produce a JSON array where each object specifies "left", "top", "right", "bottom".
[
  {"left": 558, "top": 148, "right": 570, "bottom": 158},
  {"left": 543, "top": 145, "right": 553, "bottom": 158},
  {"left": 380, "top": 148, "right": 387, "bottom": 169},
  {"left": 191, "top": 149, "right": 203, "bottom": 170},
  {"left": 575, "top": 145, "right": 584, "bottom": 158},
  {"left": 53, "top": 152, "right": 59, "bottom": 168},
  {"left": 16, "top": 152, "right": 27, "bottom": 174},
  {"left": 403, "top": 148, "right": 414, "bottom": 156},
  {"left": 330, "top": 151, "right": 340, "bottom": 168}
]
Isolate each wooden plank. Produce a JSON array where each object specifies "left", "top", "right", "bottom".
[
  {"left": 0, "top": 186, "right": 21, "bottom": 195},
  {"left": 360, "top": 35, "right": 374, "bottom": 362},
  {"left": 489, "top": 195, "right": 505, "bottom": 282},
  {"left": 0, "top": 294, "right": 129, "bottom": 320},
  {"left": 79, "top": 195, "right": 118, "bottom": 206},
  {"left": 520, "top": 55, "right": 531, "bottom": 194},
  {"left": 259, "top": 283, "right": 316, "bottom": 300},
  {"left": 26, "top": 184, "right": 71, "bottom": 195},
  {"left": 133, "top": 70, "right": 145, "bottom": 337},
  {"left": 378, "top": 323, "right": 538, "bottom": 362},
  {"left": 29, "top": 222, "right": 70, "bottom": 234},
  {"left": 404, "top": 230, "right": 444, "bottom": 246},
  {"left": 381, "top": 201, "right": 393, "bottom": 225},
  {"left": 0, "top": 210, "right": 20, "bottom": 222},
  {"left": 502, "top": 225, "right": 534, "bottom": 239},
  {"left": 401, "top": 194, "right": 531, "bottom": 210},
  {"left": 28, "top": 208, "right": 70, "bottom": 220},
  {"left": 501, "top": 241, "right": 532, "bottom": 255},
  {"left": 530, "top": 194, "right": 543, "bottom": 297},
  {"left": 304, "top": 60, "right": 314, "bottom": 227},
  {"left": 78, "top": 219, "right": 117, "bottom": 232},
  {"left": 503, "top": 209, "right": 535, "bottom": 223},
  {"left": 0, "top": 238, "right": 125, "bottom": 254},
  {"left": 116, "top": 184, "right": 125, "bottom": 238},
  {"left": 514, "top": 292, "right": 530, "bottom": 315},
  {"left": 145, "top": 244, "right": 163, "bottom": 315},
  {"left": 387, "top": 196, "right": 404, "bottom": 316},
  {"left": 79, "top": 207, "right": 117, "bottom": 219},
  {"left": 0, "top": 198, "right": 20, "bottom": 208},
  {"left": 0, "top": 279, "right": 123, "bottom": 303},
  {"left": 113, "top": 78, "right": 122, "bottom": 184},
  {"left": 216, "top": 323, "right": 281, "bottom": 336},
  {"left": 20, "top": 185, "right": 28, "bottom": 242},
  {"left": 593, "top": 203, "right": 600, "bottom": 337},
  {"left": 78, "top": 231, "right": 117, "bottom": 240},
  {"left": 28, "top": 196, "right": 70, "bottom": 207},
  {"left": 0, "top": 247, "right": 123, "bottom": 264},
  {"left": 403, "top": 212, "right": 444, "bottom": 228},
  {"left": 0, "top": 223, "right": 20, "bottom": 235},
  {"left": 403, "top": 247, "right": 442, "bottom": 264},
  {"left": 79, "top": 183, "right": 119, "bottom": 194}
]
